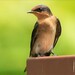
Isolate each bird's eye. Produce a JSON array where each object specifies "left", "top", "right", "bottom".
[{"left": 34, "top": 8, "right": 42, "bottom": 12}]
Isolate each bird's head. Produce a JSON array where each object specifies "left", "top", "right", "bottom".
[{"left": 28, "top": 5, "right": 52, "bottom": 20}]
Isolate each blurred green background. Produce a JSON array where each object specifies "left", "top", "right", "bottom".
[{"left": 0, "top": 0, "right": 75, "bottom": 75}]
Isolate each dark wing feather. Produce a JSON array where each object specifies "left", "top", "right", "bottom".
[
  {"left": 30, "top": 22, "right": 38, "bottom": 56},
  {"left": 53, "top": 18, "right": 62, "bottom": 48}
]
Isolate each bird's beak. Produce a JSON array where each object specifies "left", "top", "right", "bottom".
[{"left": 27, "top": 10, "right": 37, "bottom": 13}]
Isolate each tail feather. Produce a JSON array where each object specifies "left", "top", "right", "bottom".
[{"left": 24, "top": 67, "right": 27, "bottom": 72}]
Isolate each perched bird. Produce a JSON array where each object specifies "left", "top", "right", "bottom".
[
  {"left": 24, "top": 5, "right": 61, "bottom": 71},
  {"left": 28, "top": 5, "right": 61, "bottom": 57}
]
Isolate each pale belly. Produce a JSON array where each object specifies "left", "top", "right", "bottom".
[
  {"left": 32, "top": 33, "right": 55, "bottom": 55},
  {"left": 31, "top": 22, "right": 56, "bottom": 55}
]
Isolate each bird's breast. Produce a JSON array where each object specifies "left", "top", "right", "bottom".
[
  {"left": 38, "top": 23, "right": 56, "bottom": 35},
  {"left": 32, "top": 24, "right": 56, "bottom": 54},
  {"left": 31, "top": 16, "right": 57, "bottom": 55}
]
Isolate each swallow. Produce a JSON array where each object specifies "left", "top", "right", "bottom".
[
  {"left": 24, "top": 5, "right": 61, "bottom": 72},
  {"left": 28, "top": 5, "right": 61, "bottom": 57}
]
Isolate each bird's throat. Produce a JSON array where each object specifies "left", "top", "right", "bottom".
[{"left": 38, "top": 16, "right": 51, "bottom": 25}]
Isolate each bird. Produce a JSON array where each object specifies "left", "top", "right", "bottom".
[{"left": 24, "top": 5, "right": 61, "bottom": 72}]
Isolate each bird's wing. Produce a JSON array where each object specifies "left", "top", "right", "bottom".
[
  {"left": 53, "top": 18, "right": 62, "bottom": 48},
  {"left": 30, "top": 22, "right": 38, "bottom": 56}
]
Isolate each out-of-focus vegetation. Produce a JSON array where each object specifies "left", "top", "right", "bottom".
[{"left": 0, "top": 0, "right": 75, "bottom": 75}]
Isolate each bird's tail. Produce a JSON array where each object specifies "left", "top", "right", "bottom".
[{"left": 24, "top": 67, "right": 27, "bottom": 72}]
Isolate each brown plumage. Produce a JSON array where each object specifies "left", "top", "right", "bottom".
[
  {"left": 24, "top": 5, "right": 61, "bottom": 72},
  {"left": 29, "top": 5, "right": 61, "bottom": 57}
]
